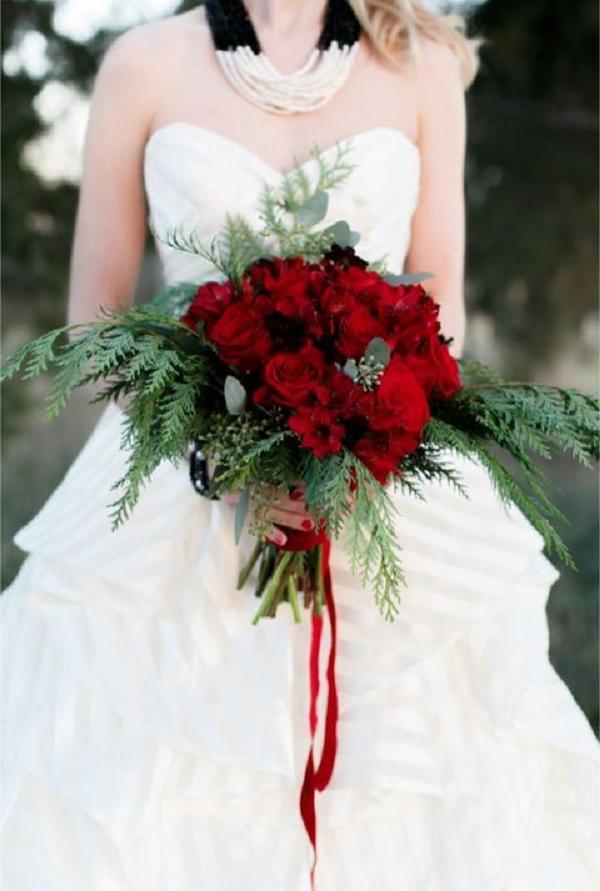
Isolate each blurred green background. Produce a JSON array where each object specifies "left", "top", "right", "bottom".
[{"left": 1, "top": 0, "right": 598, "bottom": 731}]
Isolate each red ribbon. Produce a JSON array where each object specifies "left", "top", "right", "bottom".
[{"left": 277, "top": 529, "right": 338, "bottom": 888}]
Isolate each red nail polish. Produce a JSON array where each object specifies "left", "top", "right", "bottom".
[
  {"left": 301, "top": 519, "right": 313, "bottom": 531},
  {"left": 291, "top": 488, "right": 304, "bottom": 501}
]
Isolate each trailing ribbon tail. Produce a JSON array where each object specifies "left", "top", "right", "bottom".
[
  {"left": 273, "top": 528, "right": 339, "bottom": 887},
  {"left": 299, "top": 539, "right": 338, "bottom": 887}
]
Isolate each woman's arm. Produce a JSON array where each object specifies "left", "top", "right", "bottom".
[
  {"left": 67, "top": 28, "right": 161, "bottom": 327},
  {"left": 406, "top": 40, "right": 467, "bottom": 357}
]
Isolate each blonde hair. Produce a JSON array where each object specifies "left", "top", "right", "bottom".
[{"left": 348, "top": 0, "right": 481, "bottom": 88}]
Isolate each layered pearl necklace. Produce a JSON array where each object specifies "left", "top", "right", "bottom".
[{"left": 205, "top": 0, "right": 362, "bottom": 115}]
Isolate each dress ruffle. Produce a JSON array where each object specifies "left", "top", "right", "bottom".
[{"left": 2, "top": 402, "right": 599, "bottom": 890}]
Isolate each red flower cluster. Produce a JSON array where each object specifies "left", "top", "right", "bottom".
[{"left": 182, "top": 248, "right": 461, "bottom": 484}]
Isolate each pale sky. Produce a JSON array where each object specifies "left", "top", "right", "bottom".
[
  {"left": 52, "top": 0, "right": 464, "bottom": 41},
  {"left": 53, "top": 0, "right": 180, "bottom": 43}
]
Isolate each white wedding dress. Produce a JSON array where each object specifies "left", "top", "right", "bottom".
[{"left": 2, "top": 124, "right": 599, "bottom": 891}]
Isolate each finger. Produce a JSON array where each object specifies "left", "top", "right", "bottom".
[
  {"left": 271, "top": 495, "right": 309, "bottom": 516},
  {"left": 267, "top": 507, "right": 314, "bottom": 532},
  {"left": 262, "top": 483, "right": 305, "bottom": 501},
  {"left": 266, "top": 528, "right": 287, "bottom": 547},
  {"left": 273, "top": 486, "right": 310, "bottom": 512}
]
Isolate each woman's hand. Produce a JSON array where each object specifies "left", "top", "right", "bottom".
[
  {"left": 222, "top": 485, "right": 356, "bottom": 547},
  {"left": 222, "top": 487, "right": 313, "bottom": 547}
]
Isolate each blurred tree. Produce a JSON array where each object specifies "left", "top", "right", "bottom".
[
  {"left": 1, "top": 2, "right": 117, "bottom": 332},
  {"left": 466, "top": 0, "right": 599, "bottom": 732},
  {"left": 1, "top": 1, "right": 116, "bottom": 584},
  {"left": 466, "top": 0, "right": 598, "bottom": 372},
  {"left": 470, "top": 0, "right": 597, "bottom": 106}
]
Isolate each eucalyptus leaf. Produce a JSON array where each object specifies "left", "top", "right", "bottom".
[
  {"left": 384, "top": 271, "right": 434, "bottom": 286},
  {"left": 224, "top": 375, "right": 247, "bottom": 415},
  {"left": 343, "top": 359, "right": 358, "bottom": 381},
  {"left": 365, "top": 337, "right": 391, "bottom": 368},
  {"left": 296, "top": 191, "right": 329, "bottom": 226},
  {"left": 323, "top": 220, "right": 360, "bottom": 248},
  {"left": 234, "top": 488, "right": 251, "bottom": 544}
]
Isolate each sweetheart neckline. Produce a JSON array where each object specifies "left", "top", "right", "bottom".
[{"left": 144, "top": 122, "right": 420, "bottom": 179}]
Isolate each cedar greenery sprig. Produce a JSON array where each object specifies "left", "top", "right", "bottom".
[
  {"left": 156, "top": 140, "right": 358, "bottom": 291},
  {"left": 408, "top": 358, "right": 600, "bottom": 568},
  {"left": 2, "top": 306, "right": 214, "bottom": 526},
  {"left": 346, "top": 454, "right": 406, "bottom": 621},
  {"left": 2, "top": 145, "right": 599, "bottom": 621}
]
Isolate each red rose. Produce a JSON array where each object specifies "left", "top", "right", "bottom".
[
  {"left": 405, "top": 334, "right": 461, "bottom": 398},
  {"left": 262, "top": 346, "right": 326, "bottom": 408},
  {"left": 181, "top": 280, "right": 234, "bottom": 332},
  {"left": 207, "top": 303, "right": 273, "bottom": 371},
  {"left": 356, "top": 357, "right": 430, "bottom": 433},
  {"left": 336, "top": 303, "right": 385, "bottom": 360},
  {"left": 289, "top": 406, "right": 346, "bottom": 458},
  {"left": 353, "top": 430, "right": 421, "bottom": 485}
]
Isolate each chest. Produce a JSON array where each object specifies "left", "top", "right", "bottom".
[{"left": 152, "top": 30, "right": 419, "bottom": 175}]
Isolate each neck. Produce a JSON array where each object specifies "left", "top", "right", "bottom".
[{"left": 244, "top": 0, "right": 329, "bottom": 33}]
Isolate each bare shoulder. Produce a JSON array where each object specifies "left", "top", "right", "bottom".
[
  {"left": 410, "top": 36, "right": 466, "bottom": 147},
  {"left": 413, "top": 36, "right": 464, "bottom": 98},
  {"left": 97, "top": 8, "right": 209, "bottom": 84}
]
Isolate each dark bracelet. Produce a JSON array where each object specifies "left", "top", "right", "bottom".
[{"left": 189, "top": 442, "right": 220, "bottom": 500}]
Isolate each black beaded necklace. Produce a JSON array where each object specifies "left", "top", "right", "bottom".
[{"left": 204, "top": 0, "right": 362, "bottom": 114}]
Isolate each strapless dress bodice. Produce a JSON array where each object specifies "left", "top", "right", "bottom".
[{"left": 143, "top": 123, "right": 421, "bottom": 286}]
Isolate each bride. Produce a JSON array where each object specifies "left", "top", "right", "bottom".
[{"left": 2, "top": 2, "right": 598, "bottom": 889}]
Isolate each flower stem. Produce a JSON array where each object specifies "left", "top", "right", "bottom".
[
  {"left": 237, "top": 539, "right": 264, "bottom": 590},
  {"left": 287, "top": 568, "right": 302, "bottom": 623},
  {"left": 255, "top": 545, "right": 276, "bottom": 598},
  {"left": 252, "top": 551, "right": 295, "bottom": 625}
]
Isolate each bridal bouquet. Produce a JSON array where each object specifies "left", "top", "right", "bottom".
[{"left": 3, "top": 145, "right": 598, "bottom": 624}]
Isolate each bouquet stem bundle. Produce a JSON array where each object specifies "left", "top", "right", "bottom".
[{"left": 240, "top": 536, "right": 326, "bottom": 624}]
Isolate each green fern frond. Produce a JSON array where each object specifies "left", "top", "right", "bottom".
[
  {"left": 397, "top": 446, "right": 471, "bottom": 501},
  {"left": 423, "top": 417, "right": 575, "bottom": 567},
  {"left": 1, "top": 324, "right": 74, "bottom": 382},
  {"left": 458, "top": 357, "right": 505, "bottom": 386},
  {"left": 346, "top": 454, "right": 405, "bottom": 621}
]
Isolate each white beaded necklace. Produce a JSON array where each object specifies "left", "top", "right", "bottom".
[{"left": 205, "top": 0, "right": 362, "bottom": 116}]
